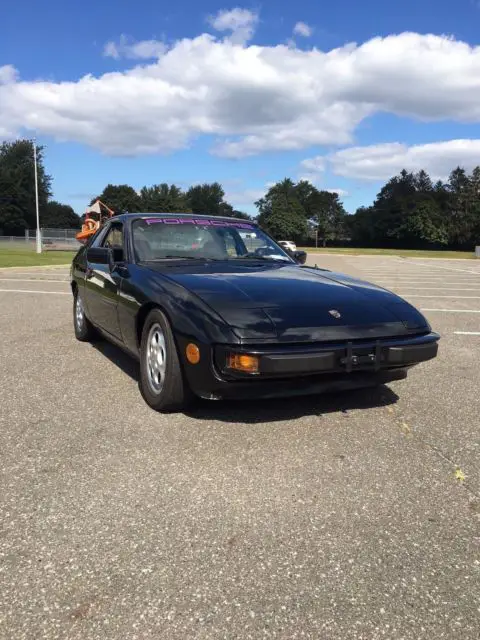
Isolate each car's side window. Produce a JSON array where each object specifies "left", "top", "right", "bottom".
[
  {"left": 100, "top": 223, "right": 125, "bottom": 262},
  {"left": 91, "top": 224, "right": 112, "bottom": 248},
  {"left": 102, "top": 224, "right": 123, "bottom": 249}
]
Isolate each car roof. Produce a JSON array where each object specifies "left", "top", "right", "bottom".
[{"left": 112, "top": 212, "right": 258, "bottom": 225}]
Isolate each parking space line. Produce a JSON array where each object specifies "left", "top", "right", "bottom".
[
  {"left": 373, "top": 280, "right": 480, "bottom": 285},
  {"left": 365, "top": 277, "right": 480, "bottom": 281},
  {"left": 397, "top": 259, "right": 479, "bottom": 275},
  {"left": 393, "top": 287, "right": 480, "bottom": 291},
  {"left": 0, "top": 272, "right": 70, "bottom": 278},
  {"left": 365, "top": 273, "right": 480, "bottom": 276},
  {"left": 401, "top": 295, "right": 480, "bottom": 298},
  {"left": 0, "top": 278, "right": 68, "bottom": 283},
  {"left": 453, "top": 331, "right": 480, "bottom": 335},
  {"left": 421, "top": 308, "right": 480, "bottom": 313},
  {"left": 0, "top": 289, "right": 70, "bottom": 295},
  {"left": 361, "top": 271, "right": 477, "bottom": 275}
]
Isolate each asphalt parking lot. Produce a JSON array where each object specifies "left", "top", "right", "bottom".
[{"left": 0, "top": 254, "right": 479, "bottom": 639}]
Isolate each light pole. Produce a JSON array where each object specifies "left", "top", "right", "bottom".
[
  {"left": 33, "top": 138, "right": 42, "bottom": 253},
  {"left": 33, "top": 139, "right": 41, "bottom": 253}
]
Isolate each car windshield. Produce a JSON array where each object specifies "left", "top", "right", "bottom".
[{"left": 132, "top": 217, "right": 293, "bottom": 263}]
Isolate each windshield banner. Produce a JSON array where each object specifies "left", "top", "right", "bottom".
[{"left": 144, "top": 217, "right": 255, "bottom": 229}]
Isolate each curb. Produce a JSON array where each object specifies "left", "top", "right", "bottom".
[{"left": 0, "top": 264, "right": 71, "bottom": 272}]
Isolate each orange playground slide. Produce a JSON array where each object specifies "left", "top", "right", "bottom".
[{"left": 76, "top": 200, "right": 114, "bottom": 243}]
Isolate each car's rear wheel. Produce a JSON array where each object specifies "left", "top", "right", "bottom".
[
  {"left": 73, "top": 290, "right": 97, "bottom": 342},
  {"left": 139, "top": 308, "right": 192, "bottom": 413}
]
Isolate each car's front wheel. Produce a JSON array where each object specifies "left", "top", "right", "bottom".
[
  {"left": 73, "top": 290, "right": 97, "bottom": 342},
  {"left": 139, "top": 308, "right": 192, "bottom": 413}
]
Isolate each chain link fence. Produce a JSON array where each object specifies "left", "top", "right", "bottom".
[{"left": 0, "top": 228, "right": 82, "bottom": 251}]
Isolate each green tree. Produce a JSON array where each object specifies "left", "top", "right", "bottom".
[
  {"left": 256, "top": 179, "right": 308, "bottom": 241},
  {"left": 231, "top": 209, "right": 251, "bottom": 220},
  {"left": 255, "top": 178, "right": 348, "bottom": 244},
  {"left": 446, "top": 167, "right": 474, "bottom": 246},
  {"left": 468, "top": 167, "right": 480, "bottom": 243},
  {"left": 397, "top": 199, "right": 449, "bottom": 247},
  {"left": 349, "top": 206, "right": 378, "bottom": 246},
  {"left": 308, "top": 190, "right": 348, "bottom": 246},
  {"left": 186, "top": 182, "right": 227, "bottom": 216},
  {"left": 92, "top": 184, "right": 142, "bottom": 213},
  {"left": 0, "top": 140, "right": 52, "bottom": 234},
  {"left": 263, "top": 192, "right": 308, "bottom": 240},
  {"left": 140, "top": 183, "right": 190, "bottom": 213},
  {"left": 414, "top": 169, "right": 433, "bottom": 193},
  {"left": 347, "top": 166, "right": 479, "bottom": 248},
  {"left": 42, "top": 201, "right": 80, "bottom": 228}
]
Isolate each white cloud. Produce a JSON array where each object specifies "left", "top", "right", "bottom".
[
  {"left": 297, "top": 173, "right": 348, "bottom": 196},
  {"left": 103, "top": 35, "right": 166, "bottom": 60},
  {"left": 327, "top": 140, "right": 480, "bottom": 181},
  {"left": 4, "top": 26, "right": 480, "bottom": 157},
  {"left": 326, "top": 188, "right": 349, "bottom": 197},
  {"left": 0, "top": 65, "right": 18, "bottom": 84},
  {"left": 225, "top": 187, "right": 266, "bottom": 207},
  {"left": 298, "top": 174, "right": 320, "bottom": 185},
  {"left": 300, "top": 156, "right": 325, "bottom": 173},
  {"left": 293, "top": 22, "right": 313, "bottom": 38},
  {"left": 207, "top": 8, "right": 259, "bottom": 45}
]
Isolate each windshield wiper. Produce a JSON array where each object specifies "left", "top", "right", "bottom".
[
  {"left": 235, "top": 254, "right": 291, "bottom": 262},
  {"left": 165, "top": 255, "right": 209, "bottom": 260},
  {"left": 144, "top": 255, "right": 212, "bottom": 261}
]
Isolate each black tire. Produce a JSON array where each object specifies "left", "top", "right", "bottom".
[
  {"left": 73, "top": 289, "right": 98, "bottom": 342},
  {"left": 139, "top": 308, "right": 192, "bottom": 413}
]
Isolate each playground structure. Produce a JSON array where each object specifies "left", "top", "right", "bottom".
[{"left": 76, "top": 199, "right": 114, "bottom": 243}]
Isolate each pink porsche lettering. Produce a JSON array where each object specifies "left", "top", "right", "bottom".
[{"left": 144, "top": 217, "right": 254, "bottom": 229}]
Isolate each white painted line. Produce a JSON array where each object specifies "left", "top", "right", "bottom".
[
  {"left": 361, "top": 270, "right": 476, "bottom": 274},
  {"left": 421, "top": 308, "right": 480, "bottom": 313},
  {"left": 0, "top": 289, "right": 70, "bottom": 295},
  {"left": 364, "top": 276, "right": 480, "bottom": 279},
  {"left": 373, "top": 280, "right": 480, "bottom": 285},
  {"left": 398, "top": 259, "right": 479, "bottom": 275},
  {"left": 0, "top": 270, "right": 70, "bottom": 274},
  {"left": 393, "top": 287, "right": 480, "bottom": 291},
  {"left": 364, "top": 274, "right": 480, "bottom": 278},
  {"left": 0, "top": 278, "right": 68, "bottom": 283},
  {"left": 453, "top": 331, "right": 480, "bottom": 335},
  {"left": 401, "top": 295, "right": 480, "bottom": 299},
  {"left": 364, "top": 271, "right": 480, "bottom": 275},
  {"left": 367, "top": 276, "right": 480, "bottom": 279}
]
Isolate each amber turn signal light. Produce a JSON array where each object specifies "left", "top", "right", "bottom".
[
  {"left": 186, "top": 343, "right": 200, "bottom": 364},
  {"left": 227, "top": 353, "right": 259, "bottom": 374}
]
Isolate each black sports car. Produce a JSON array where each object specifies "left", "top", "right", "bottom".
[{"left": 70, "top": 213, "right": 440, "bottom": 412}]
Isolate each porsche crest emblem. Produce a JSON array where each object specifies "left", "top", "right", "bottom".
[{"left": 328, "top": 309, "right": 341, "bottom": 319}]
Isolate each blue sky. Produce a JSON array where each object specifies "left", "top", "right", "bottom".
[{"left": 2, "top": 0, "right": 480, "bottom": 216}]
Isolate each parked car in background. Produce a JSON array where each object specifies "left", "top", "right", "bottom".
[{"left": 278, "top": 240, "right": 297, "bottom": 253}]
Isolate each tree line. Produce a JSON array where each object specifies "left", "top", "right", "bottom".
[
  {"left": 85, "top": 182, "right": 250, "bottom": 222},
  {"left": 1, "top": 139, "right": 479, "bottom": 249},
  {"left": 0, "top": 140, "right": 81, "bottom": 232},
  {"left": 350, "top": 168, "right": 480, "bottom": 250}
]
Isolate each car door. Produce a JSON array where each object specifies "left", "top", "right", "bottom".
[{"left": 84, "top": 221, "right": 124, "bottom": 339}]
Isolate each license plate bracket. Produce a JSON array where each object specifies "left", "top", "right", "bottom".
[{"left": 340, "top": 341, "right": 382, "bottom": 372}]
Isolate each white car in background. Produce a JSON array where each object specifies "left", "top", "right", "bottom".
[{"left": 278, "top": 240, "right": 297, "bottom": 253}]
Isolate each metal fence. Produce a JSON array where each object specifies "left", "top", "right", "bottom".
[{"left": 0, "top": 228, "right": 82, "bottom": 251}]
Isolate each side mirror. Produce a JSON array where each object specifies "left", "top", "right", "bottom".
[
  {"left": 293, "top": 250, "right": 307, "bottom": 265},
  {"left": 86, "top": 246, "right": 110, "bottom": 265},
  {"left": 109, "top": 247, "right": 125, "bottom": 271}
]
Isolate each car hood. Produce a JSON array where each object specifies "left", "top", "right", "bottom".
[{"left": 156, "top": 262, "right": 430, "bottom": 342}]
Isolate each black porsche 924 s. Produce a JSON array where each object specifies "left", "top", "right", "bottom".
[{"left": 70, "top": 213, "right": 440, "bottom": 412}]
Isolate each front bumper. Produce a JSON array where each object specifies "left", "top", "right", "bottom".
[{"left": 181, "top": 331, "right": 440, "bottom": 401}]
